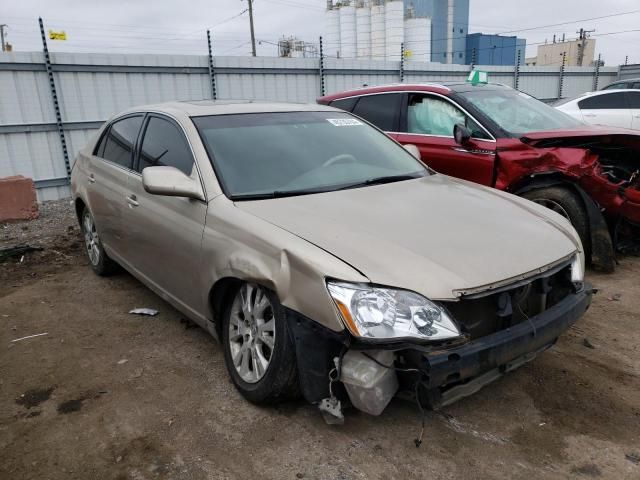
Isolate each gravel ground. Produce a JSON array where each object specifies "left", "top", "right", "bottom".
[{"left": 1, "top": 200, "right": 639, "bottom": 480}]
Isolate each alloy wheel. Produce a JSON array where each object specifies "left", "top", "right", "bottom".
[
  {"left": 228, "top": 283, "right": 276, "bottom": 384},
  {"left": 82, "top": 211, "right": 101, "bottom": 266}
]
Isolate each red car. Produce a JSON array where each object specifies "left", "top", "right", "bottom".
[{"left": 318, "top": 82, "right": 640, "bottom": 271}]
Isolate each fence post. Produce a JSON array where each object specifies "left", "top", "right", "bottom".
[
  {"left": 593, "top": 53, "right": 601, "bottom": 91},
  {"left": 399, "top": 42, "right": 405, "bottom": 83},
  {"left": 319, "top": 36, "right": 326, "bottom": 96},
  {"left": 38, "top": 17, "right": 71, "bottom": 181},
  {"left": 514, "top": 50, "right": 521, "bottom": 91},
  {"left": 206, "top": 30, "right": 217, "bottom": 100},
  {"left": 470, "top": 47, "right": 476, "bottom": 71},
  {"left": 557, "top": 52, "right": 566, "bottom": 100}
]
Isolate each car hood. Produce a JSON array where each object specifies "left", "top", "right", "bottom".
[
  {"left": 236, "top": 175, "right": 579, "bottom": 300},
  {"left": 521, "top": 126, "right": 640, "bottom": 152}
]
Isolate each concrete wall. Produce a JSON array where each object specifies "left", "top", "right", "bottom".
[{"left": 0, "top": 51, "right": 619, "bottom": 201}]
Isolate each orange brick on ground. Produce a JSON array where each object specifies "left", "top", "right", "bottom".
[{"left": 0, "top": 176, "right": 39, "bottom": 221}]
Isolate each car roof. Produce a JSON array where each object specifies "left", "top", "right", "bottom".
[
  {"left": 117, "top": 100, "right": 337, "bottom": 118},
  {"left": 318, "top": 81, "right": 511, "bottom": 101}
]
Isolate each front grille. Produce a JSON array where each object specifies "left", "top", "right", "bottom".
[{"left": 442, "top": 264, "right": 574, "bottom": 340}]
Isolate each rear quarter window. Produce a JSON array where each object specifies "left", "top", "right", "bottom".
[{"left": 329, "top": 97, "right": 359, "bottom": 112}]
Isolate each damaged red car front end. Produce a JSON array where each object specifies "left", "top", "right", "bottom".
[
  {"left": 318, "top": 83, "right": 640, "bottom": 270},
  {"left": 499, "top": 128, "right": 640, "bottom": 268}
]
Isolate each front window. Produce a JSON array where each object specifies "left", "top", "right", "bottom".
[
  {"left": 459, "top": 89, "right": 583, "bottom": 136},
  {"left": 192, "top": 111, "right": 427, "bottom": 199},
  {"left": 407, "top": 94, "right": 491, "bottom": 139}
]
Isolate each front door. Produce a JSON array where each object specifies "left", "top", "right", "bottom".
[
  {"left": 123, "top": 114, "right": 208, "bottom": 319},
  {"left": 395, "top": 93, "right": 497, "bottom": 186}
]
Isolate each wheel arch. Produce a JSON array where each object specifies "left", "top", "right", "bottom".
[
  {"left": 74, "top": 197, "right": 87, "bottom": 224},
  {"left": 511, "top": 173, "right": 616, "bottom": 272}
]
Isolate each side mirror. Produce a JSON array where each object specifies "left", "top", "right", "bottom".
[
  {"left": 403, "top": 144, "right": 421, "bottom": 160},
  {"left": 142, "top": 166, "right": 205, "bottom": 201},
  {"left": 453, "top": 123, "right": 472, "bottom": 146}
]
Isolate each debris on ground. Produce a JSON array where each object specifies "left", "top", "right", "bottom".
[
  {"left": 607, "top": 293, "right": 622, "bottom": 301},
  {"left": 626, "top": 452, "right": 640, "bottom": 465},
  {"left": 582, "top": 338, "right": 596, "bottom": 349},
  {"left": 0, "top": 245, "right": 43, "bottom": 263},
  {"left": 11, "top": 332, "right": 49, "bottom": 343},
  {"left": 117, "top": 359, "right": 128, "bottom": 365},
  {"left": 180, "top": 318, "right": 197, "bottom": 330},
  {"left": 128, "top": 308, "right": 159, "bottom": 316}
]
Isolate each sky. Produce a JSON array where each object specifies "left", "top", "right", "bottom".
[{"left": 2, "top": 0, "right": 640, "bottom": 65}]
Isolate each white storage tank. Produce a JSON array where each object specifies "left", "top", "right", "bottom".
[
  {"left": 339, "top": 3, "right": 357, "bottom": 58},
  {"left": 324, "top": 5, "right": 341, "bottom": 58},
  {"left": 404, "top": 17, "right": 431, "bottom": 63},
  {"left": 370, "top": 1, "right": 386, "bottom": 60},
  {"left": 356, "top": 3, "right": 371, "bottom": 59},
  {"left": 385, "top": 0, "right": 404, "bottom": 60}
]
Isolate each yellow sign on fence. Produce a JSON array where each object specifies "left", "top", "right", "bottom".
[{"left": 48, "top": 30, "right": 67, "bottom": 41}]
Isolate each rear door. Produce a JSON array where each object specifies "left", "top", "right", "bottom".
[
  {"left": 578, "top": 92, "right": 632, "bottom": 128},
  {"left": 86, "top": 115, "right": 144, "bottom": 259},
  {"left": 395, "top": 93, "right": 497, "bottom": 186},
  {"left": 124, "top": 114, "right": 208, "bottom": 317},
  {"left": 626, "top": 91, "right": 640, "bottom": 130}
]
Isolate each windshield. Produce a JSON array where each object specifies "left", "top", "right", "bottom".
[
  {"left": 459, "top": 89, "right": 584, "bottom": 135},
  {"left": 193, "top": 111, "right": 427, "bottom": 199}
]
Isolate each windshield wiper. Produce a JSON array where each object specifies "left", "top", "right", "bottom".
[
  {"left": 335, "top": 173, "right": 426, "bottom": 191},
  {"left": 230, "top": 186, "right": 336, "bottom": 201},
  {"left": 230, "top": 173, "right": 425, "bottom": 201}
]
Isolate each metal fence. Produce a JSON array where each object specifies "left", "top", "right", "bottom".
[{"left": 0, "top": 50, "right": 619, "bottom": 201}]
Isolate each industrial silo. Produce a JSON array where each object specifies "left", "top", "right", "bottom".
[
  {"left": 370, "top": 0, "right": 386, "bottom": 59},
  {"left": 385, "top": 0, "right": 404, "bottom": 60},
  {"left": 356, "top": 2, "right": 371, "bottom": 59},
  {"left": 339, "top": 2, "right": 357, "bottom": 58},
  {"left": 404, "top": 17, "right": 431, "bottom": 63},
  {"left": 324, "top": 3, "right": 341, "bottom": 58}
]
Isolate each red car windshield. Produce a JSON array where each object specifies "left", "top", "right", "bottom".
[{"left": 459, "top": 89, "right": 584, "bottom": 136}]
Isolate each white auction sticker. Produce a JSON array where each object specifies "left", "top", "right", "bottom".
[{"left": 327, "top": 118, "right": 363, "bottom": 126}]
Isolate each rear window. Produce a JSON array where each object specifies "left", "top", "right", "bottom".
[
  {"left": 352, "top": 93, "right": 402, "bottom": 131},
  {"left": 578, "top": 93, "right": 628, "bottom": 110},
  {"left": 100, "top": 116, "right": 144, "bottom": 169}
]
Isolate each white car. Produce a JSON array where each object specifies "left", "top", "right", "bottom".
[{"left": 555, "top": 89, "right": 640, "bottom": 130}]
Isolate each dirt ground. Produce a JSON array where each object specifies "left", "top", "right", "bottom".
[{"left": 1, "top": 200, "right": 639, "bottom": 480}]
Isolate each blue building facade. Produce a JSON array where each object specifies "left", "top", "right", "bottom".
[
  {"left": 465, "top": 33, "right": 526, "bottom": 66},
  {"left": 404, "top": 0, "right": 470, "bottom": 64}
]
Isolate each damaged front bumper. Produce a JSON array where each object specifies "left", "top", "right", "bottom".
[
  {"left": 286, "top": 284, "right": 592, "bottom": 415},
  {"left": 401, "top": 284, "right": 592, "bottom": 408}
]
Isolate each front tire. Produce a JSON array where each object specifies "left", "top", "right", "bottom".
[
  {"left": 222, "top": 282, "right": 299, "bottom": 404},
  {"left": 521, "top": 186, "right": 589, "bottom": 252},
  {"left": 80, "top": 207, "right": 118, "bottom": 276}
]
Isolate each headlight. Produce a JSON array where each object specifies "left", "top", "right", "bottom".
[{"left": 326, "top": 281, "right": 461, "bottom": 342}]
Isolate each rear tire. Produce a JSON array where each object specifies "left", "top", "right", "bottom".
[
  {"left": 521, "top": 186, "right": 589, "bottom": 251},
  {"left": 222, "top": 282, "right": 299, "bottom": 405},
  {"left": 80, "top": 207, "right": 118, "bottom": 276}
]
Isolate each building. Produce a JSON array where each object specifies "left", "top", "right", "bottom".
[
  {"left": 324, "top": 0, "right": 431, "bottom": 62},
  {"left": 278, "top": 37, "right": 319, "bottom": 58},
  {"left": 465, "top": 33, "right": 526, "bottom": 66},
  {"left": 532, "top": 36, "right": 596, "bottom": 67},
  {"left": 324, "top": 0, "right": 467, "bottom": 64}
]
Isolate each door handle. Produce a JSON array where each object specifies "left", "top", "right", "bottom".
[
  {"left": 88, "top": 173, "right": 96, "bottom": 184},
  {"left": 126, "top": 194, "right": 139, "bottom": 207},
  {"left": 583, "top": 113, "right": 597, "bottom": 118}
]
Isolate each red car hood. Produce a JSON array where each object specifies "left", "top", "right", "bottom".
[{"left": 520, "top": 126, "right": 640, "bottom": 151}]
